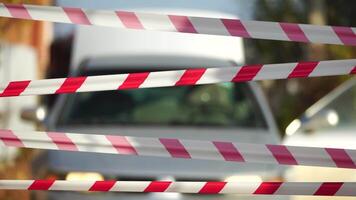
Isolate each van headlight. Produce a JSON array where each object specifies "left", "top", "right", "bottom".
[{"left": 65, "top": 172, "right": 104, "bottom": 181}]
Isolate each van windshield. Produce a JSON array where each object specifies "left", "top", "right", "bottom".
[{"left": 57, "top": 69, "right": 267, "bottom": 128}]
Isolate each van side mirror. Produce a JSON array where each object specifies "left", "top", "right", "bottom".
[
  {"left": 21, "top": 106, "right": 46, "bottom": 123},
  {"left": 302, "top": 109, "right": 338, "bottom": 134}
]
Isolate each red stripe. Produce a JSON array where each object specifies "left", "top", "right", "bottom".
[
  {"left": 232, "top": 65, "right": 262, "bottom": 82},
  {"left": 116, "top": 11, "right": 144, "bottom": 29},
  {"left": 199, "top": 182, "right": 226, "bottom": 194},
  {"left": 253, "top": 182, "right": 282, "bottom": 195},
  {"left": 4, "top": 4, "right": 32, "bottom": 19},
  {"left": 333, "top": 26, "right": 356, "bottom": 46},
  {"left": 221, "top": 19, "right": 251, "bottom": 37},
  {"left": 280, "top": 23, "right": 309, "bottom": 42},
  {"left": 350, "top": 66, "right": 356, "bottom": 74},
  {"left": 159, "top": 138, "right": 191, "bottom": 159},
  {"left": 47, "top": 132, "right": 78, "bottom": 151},
  {"left": 144, "top": 181, "right": 171, "bottom": 192},
  {"left": 0, "top": 129, "right": 24, "bottom": 147},
  {"left": 266, "top": 145, "right": 298, "bottom": 165},
  {"left": 63, "top": 7, "right": 91, "bottom": 25},
  {"left": 55, "top": 77, "right": 86, "bottom": 94},
  {"left": 314, "top": 182, "right": 343, "bottom": 196},
  {"left": 105, "top": 135, "right": 138, "bottom": 155},
  {"left": 89, "top": 181, "right": 116, "bottom": 192},
  {"left": 325, "top": 148, "right": 356, "bottom": 168},
  {"left": 288, "top": 61, "right": 319, "bottom": 78},
  {"left": 213, "top": 141, "right": 245, "bottom": 162},
  {"left": 118, "top": 72, "right": 149, "bottom": 89},
  {"left": 175, "top": 69, "right": 206, "bottom": 86},
  {"left": 28, "top": 180, "right": 55, "bottom": 190},
  {"left": 168, "top": 15, "right": 197, "bottom": 33},
  {"left": 0, "top": 80, "right": 30, "bottom": 97}
]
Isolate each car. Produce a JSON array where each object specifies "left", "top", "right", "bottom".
[
  {"left": 29, "top": 54, "right": 288, "bottom": 200},
  {"left": 284, "top": 78, "right": 356, "bottom": 200}
]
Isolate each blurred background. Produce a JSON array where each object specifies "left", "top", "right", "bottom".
[{"left": 0, "top": 0, "right": 355, "bottom": 200}]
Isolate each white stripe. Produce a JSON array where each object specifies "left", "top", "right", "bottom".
[
  {"left": 24, "top": 5, "right": 71, "bottom": 23},
  {"left": 180, "top": 140, "right": 223, "bottom": 160},
  {"left": 336, "top": 183, "right": 356, "bottom": 196},
  {"left": 309, "top": 59, "right": 356, "bottom": 77},
  {"left": 253, "top": 63, "right": 297, "bottom": 80},
  {"left": 286, "top": 146, "right": 337, "bottom": 168},
  {"left": 13, "top": 130, "right": 58, "bottom": 150},
  {"left": 0, "top": 3, "right": 12, "bottom": 17},
  {"left": 300, "top": 24, "right": 342, "bottom": 45},
  {"left": 50, "top": 180, "right": 95, "bottom": 191},
  {"left": 137, "top": 13, "right": 176, "bottom": 31},
  {"left": 243, "top": 21, "right": 289, "bottom": 41},
  {"left": 140, "top": 70, "right": 185, "bottom": 88},
  {"left": 76, "top": 74, "right": 127, "bottom": 92},
  {"left": 85, "top": 10, "right": 124, "bottom": 28},
  {"left": 189, "top": 17, "right": 230, "bottom": 36},
  {"left": 352, "top": 28, "right": 356, "bottom": 34},
  {"left": 234, "top": 143, "right": 277, "bottom": 164},
  {"left": 0, "top": 180, "right": 33, "bottom": 190},
  {"left": 275, "top": 183, "right": 320, "bottom": 195},
  {"left": 165, "top": 182, "right": 206, "bottom": 193},
  {"left": 21, "top": 78, "right": 65, "bottom": 95},
  {"left": 111, "top": 181, "right": 151, "bottom": 192},
  {"left": 66, "top": 133, "right": 117, "bottom": 154},
  {"left": 196, "top": 67, "right": 239, "bottom": 84},
  {"left": 221, "top": 182, "right": 261, "bottom": 194},
  {"left": 127, "top": 137, "right": 170, "bottom": 157}
]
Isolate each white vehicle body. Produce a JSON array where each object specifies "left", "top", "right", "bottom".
[
  {"left": 0, "top": 43, "right": 38, "bottom": 162},
  {"left": 284, "top": 78, "right": 356, "bottom": 200},
  {"left": 33, "top": 1, "right": 288, "bottom": 200}
]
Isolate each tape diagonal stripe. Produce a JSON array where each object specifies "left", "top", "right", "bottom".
[
  {"left": 169, "top": 15, "right": 197, "bottom": 33},
  {"left": 47, "top": 132, "right": 78, "bottom": 151},
  {"left": 118, "top": 72, "right": 149, "bottom": 89},
  {"left": 144, "top": 181, "right": 171, "bottom": 192},
  {"left": 0, "top": 130, "right": 24, "bottom": 147},
  {"left": 199, "top": 182, "right": 227, "bottom": 194},
  {"left": 325, "top": 148, "right": 356, "bottom": 168},
  {"left": 213, "top": 141, "right": 245, "bottom": 162},
  {"left": 280, "top": 23, "right": 309, "bottom": 42},
  {"left": 314, "top": 182, "right": 343, "bottom": 196},
  {"left": 106, "top": 135, "right": 138, "bottom": 155},
  {"left": 5, "top": 4, "right": 32, "bottom": 19},
  {"left": 55, "top": 77, "right": 86, "bottom": 94},
  {"left": 253, "top": 182, "right": 282, "bottom": 195},
  {"left": 116, "top": 11, "right": 144, "bottom": 29},
  {"left": 28, "top": 180, "right": 55, "bottom": 190},
  {"left": 89, "top": 181, "right": 116, "bottom": 192},
  {"left": 267, "top": 145, "right": 298, "bottom": 165},
  {"left": 0, "top": 81, "right": 30, "bottom": 97},
  {"left": 62, "top": 7, "right": 91, "bottom": 25},
  {"left": 159, "top": 138, "right": 191, "bottom": 158}
]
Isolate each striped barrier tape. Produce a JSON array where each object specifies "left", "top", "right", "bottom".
[
  {"left": 0, "top": 180, "right": 355, "bottom": 196},
  {"left": 1, "top": 129, "right": 356, "bottom": 169},
  {"left": 1, "top": 59, "right": 356, "bottom": 97},
  {"left": 0, "top": 3, "right": 355, "bottom": 46}
]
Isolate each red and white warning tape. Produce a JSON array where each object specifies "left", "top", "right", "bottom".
[
  {"left": 0, "top": 3, "right": 355, "bottom": 45},
  {"left": 2, "top": 129, "right": 356, "bottom": 169},
  {"left": 0, "top": 180, "right": 355, "bottom": 196},
  {"left": 1, "top": 59, "right": 356, "bottom": 97}
]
